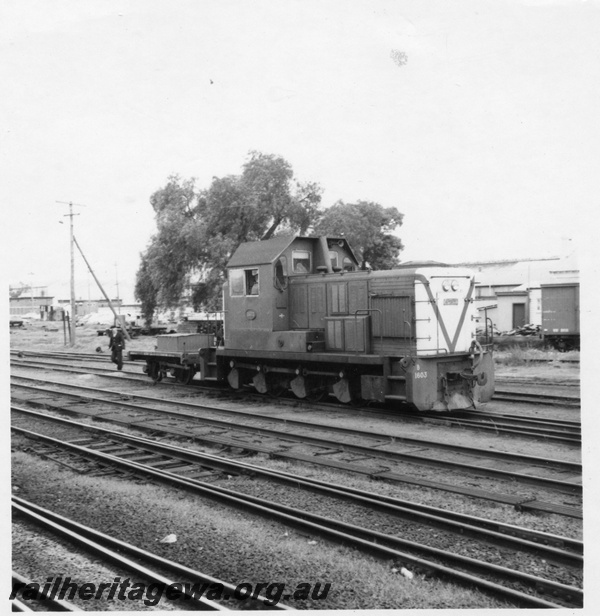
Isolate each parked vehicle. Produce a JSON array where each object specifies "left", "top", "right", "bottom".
[{"left": 541, "top": 283, "right": 580, "bottom": 351}]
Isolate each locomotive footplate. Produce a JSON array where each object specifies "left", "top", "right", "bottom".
[
  {"left": 216, "top": 348, "right": 386, "bottom": 366},
  {"left": 128, "top": 350, "right": 198, "bottom": 366}
]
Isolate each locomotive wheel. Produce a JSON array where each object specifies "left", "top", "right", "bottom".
[{"left": 175, "top": 367, "right": 195, "bottom": 385}]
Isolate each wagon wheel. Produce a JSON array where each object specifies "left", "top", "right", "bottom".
[
  {"left": 305, "top": 377, "right": 328, "bottom": 403},
  {"left": 556, "top": 339, "right": 567, "bottom": 353},
  {"left": 175, "top": 367, "right": 196, "bottom": 385},
  {"left": 148, "top": 362, "right": 163, "bottom": 382}
]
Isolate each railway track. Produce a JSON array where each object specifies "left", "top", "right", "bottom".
[
  {"left": 9, "top": 377, "right": 581, "bottom": 487},
  {"left": 493, "top": 389, "right": 580, "bottom": 406},
  {"left": 10, "top": 374, "right": 582, "bottom": 518},
  {"left": 11, "top": 364, "right": 582, "bottom": 459},
  {"left": 11, "top": 413, "right": 583, "bottom": 609},
  {"left": 11, "top": 570, "right": 80, "bottom": 612},
  {"left": 13, "top": 497, "right": 289, "bottom": 610},
  {"left": 13, "top": 406, "right": 584, "bottom": 559},
  {"left": 419, "top": 409, "right": 581, "bottom": 443},
  {"left": 11, "top": 354, "right": 581, "bottom": 441}
]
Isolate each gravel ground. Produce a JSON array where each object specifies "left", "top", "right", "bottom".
[
  {"left": 12, "top": 453, "right": 513, "bottom": 610},
  {"left": 11, "top": 414, "right": 583, "bottom": 590}
]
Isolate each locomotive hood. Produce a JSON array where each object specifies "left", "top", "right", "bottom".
[{"left": 413, "top": 267, "right": 477, "bottom": 355}]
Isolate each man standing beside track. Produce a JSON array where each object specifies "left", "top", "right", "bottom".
[{"left": 109, "top": 324, "right": 126, "bottom": 370}]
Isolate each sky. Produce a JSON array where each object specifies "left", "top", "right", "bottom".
[{"left": 1, "top": 0, "right": 599, "bottom": 304}]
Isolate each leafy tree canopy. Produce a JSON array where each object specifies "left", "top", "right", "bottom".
[
  {"left": 313, "top": 200, "right": 404, "bottom": 270},
  {"left": 135, "top": 152, "right": 323, "bottom": 320},
  {"left": 135, "top": 154, "right": 405, "bottom": 322}
]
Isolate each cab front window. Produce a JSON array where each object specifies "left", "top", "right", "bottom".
[
  {"left": 292, "top": 250, "right": 311, "bottom": 273},
  {"left": 329, "top": 251, "right": 339, "bottom": 269}
]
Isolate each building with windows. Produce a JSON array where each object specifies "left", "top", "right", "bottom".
[
  {"left": 453, "top": 251, "right": 578, "bottom": 332},
  {"left": 9, "top": 295, "right": 55, "bottom": 319}
]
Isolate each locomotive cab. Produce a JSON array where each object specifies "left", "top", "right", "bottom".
[{"left": 223, "top": 235, "right": 359, "bottom": 352}]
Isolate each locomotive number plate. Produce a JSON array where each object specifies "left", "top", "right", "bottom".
[{"left": 443, "top": 298, "right": 458, "bottom": 305}]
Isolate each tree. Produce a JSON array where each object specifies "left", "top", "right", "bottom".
[
  {"left": 137, "top": 176, "right": 205, "bottom": 310},
  {"left": 314, "top": 200, "right": 404, "bottom": 270},
  {"left": 134, "top": 250, "right": 159, "bottom": 324},
  {"left": 134, "top": 153, "right": 323, "bottom": 319},
  {"left": 240, "top": 151, "right": 322, "bottom": 240}
]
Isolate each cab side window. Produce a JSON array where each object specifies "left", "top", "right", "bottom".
[
  {"left": 230, "top": 270, "right": 245, "bottom": 296},
  {"left": 230, "top": 268, "right": 259, "bottom": 296}
]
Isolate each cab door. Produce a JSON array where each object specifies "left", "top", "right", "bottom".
[{"left": 290, "top": 284, "right": 308, "bottom": 329}]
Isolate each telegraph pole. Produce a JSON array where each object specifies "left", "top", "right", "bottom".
[{"left": 56, "top": 200, "right": 85, "bottom": 346}]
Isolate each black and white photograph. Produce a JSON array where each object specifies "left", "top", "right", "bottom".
[{"left": 3, "top": 0, "right": 596, "bottom": 611}]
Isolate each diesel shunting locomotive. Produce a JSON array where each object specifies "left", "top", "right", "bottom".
[{"left": 129, "top": 235, "right": 494, "bottom": 411}]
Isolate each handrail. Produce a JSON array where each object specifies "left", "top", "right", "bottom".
[{"left": 485, "top": 316, "right": 494, "bottom": 345}]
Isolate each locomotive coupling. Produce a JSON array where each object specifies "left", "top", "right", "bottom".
[{"left": 458, "top": 369, "right": 487, "bottom": 386}]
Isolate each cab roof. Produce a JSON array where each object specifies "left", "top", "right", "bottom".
[
  {"left": 227, "top": 235, "right": 359, "bottom": 268},
  {"left": 227, "top": 235, "right": 295, "bottom": 268}
]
